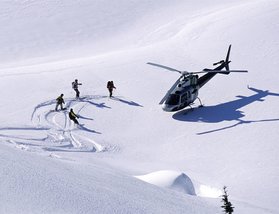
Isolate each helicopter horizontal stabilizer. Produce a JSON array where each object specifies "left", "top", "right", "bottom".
[
  {"left": 217, "top": 69, "right": 248, "bottom": 75},
  {"left": 226, "top": 70, "right": 248, "bottom": 73},
  {"left": 218, "top": 71, "right": 230, "bottom": 75}
]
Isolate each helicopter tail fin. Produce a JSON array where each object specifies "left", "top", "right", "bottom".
[
  {"left": 225, "top": 44, "right": 231, "bottom": 71},
  {"left": 218, "top": 45, "right": 231, "bottom": 75}
]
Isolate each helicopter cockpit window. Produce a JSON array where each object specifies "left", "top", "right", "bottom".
[
  {"left": 165, "top": 94, "right": 180, "bottom": 105},
  {"left": 180, "top": 76, "right": 188, "bottom": 82}
]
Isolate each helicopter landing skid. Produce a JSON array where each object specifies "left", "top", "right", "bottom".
[{"left": 197, "top": 97, "right": 203, "bottom": 107}]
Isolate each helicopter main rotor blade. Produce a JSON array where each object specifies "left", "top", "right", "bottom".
[
  {"left": 147, "top": 62, "right": 248, "bottom": 75},
  {"left": 159, "top": 78, "right": 181, "bottom": 104},
  {"left": 224, "top": 70, "right": 248, "bottom": 73},
  {"left": 189, "top": 69, "right": 248, "bottom": 74},
  {"left": 147, "top": 62, "right": 183, "bottom": 74}
]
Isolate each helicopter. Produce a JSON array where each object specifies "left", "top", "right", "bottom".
[{"left": 147, "top": 45, "right": 248, "bottom": 112}]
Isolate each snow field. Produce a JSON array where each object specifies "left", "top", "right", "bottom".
[{"left": 0, "top": 0, "right": 279, "bottom": 213}]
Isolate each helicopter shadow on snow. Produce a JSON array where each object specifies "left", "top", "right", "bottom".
[{"left": 172, "top": 87, "right": 279, "bottom": 134}]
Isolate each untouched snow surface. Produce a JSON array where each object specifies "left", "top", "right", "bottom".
[{"left": 0, "top": 0, "right": 279, "bottom": 213}]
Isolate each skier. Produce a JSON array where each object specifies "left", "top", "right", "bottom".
[
  {"left": 69, "top": 108, "right": 79, "bottom": 124},
  {"left": 55, "top": 94, "right": 65, "bottom": 111},
  {"left": 107, "top": 81, "right": 116, "bottom": 97},
  {"left": 72, "top": 79, "right": 82, "bottom": 99}
]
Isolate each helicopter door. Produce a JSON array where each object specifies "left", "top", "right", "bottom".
[
  {"left": 181, "top": 93, "right": 187, "bottom": 104},
  {"left": 181, "top": 92, "right": 191, "bottom": 104}
]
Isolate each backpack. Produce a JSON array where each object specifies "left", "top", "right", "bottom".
[
  {"left": 56, "top": 96, "right": 63, "bottom": 103},
  {"left": 72, "top": 82, "right": 75, "bottom": 89}
]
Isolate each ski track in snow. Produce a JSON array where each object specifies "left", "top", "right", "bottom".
[{"left": 0, "top": 95, "right": 108, "bottom": 155}]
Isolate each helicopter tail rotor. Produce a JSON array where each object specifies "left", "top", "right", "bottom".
[
  {"left": 213, "top": 45, "right": 232, "bottom": 74},
  {"left": 225, "top": 44, "right": 231, "bottom": 71}
]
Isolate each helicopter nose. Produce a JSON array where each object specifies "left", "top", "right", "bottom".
[{"left": 162, "top": 104, "right": 172, "bottom": 112}]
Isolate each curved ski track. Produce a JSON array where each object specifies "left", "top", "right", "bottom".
[{"left": 0, "top": 95, "right": 106, "bottom": 155}]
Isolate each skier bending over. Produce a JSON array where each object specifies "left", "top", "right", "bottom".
[
  {"left": 72, "top": 79, "right": 82, "bottom": 99},
  {"left": 107, "top": 81, "right": 116, "bottom": 97},
  {"left": 69, "top": 108, "right": 79, "bottom": 124},
  {"left": 55, "top": 94, "right": 65, "bottom": 111}
]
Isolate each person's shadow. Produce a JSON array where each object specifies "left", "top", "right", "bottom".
[
  {"left": 79, "top": 95, "right": 111, "bottom": 109},
  {"left": 111, "top": 96, "right": 143, "bottom": 107},
  {"left": 172, "top": 86, "right": 279, "bottom": 134}
]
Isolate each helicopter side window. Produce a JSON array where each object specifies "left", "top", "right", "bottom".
[
  {"left": 165, "top": 94, "right": 180, "bottom": 105},
  {"left": 189, "top": 76, "right": 198, "bottom": 85},
  {"left": 180, "top": 76, "right": 187, "bottom": 81},
  {"left": 190, "top": 77, "right": 194, "bottom": 85}
]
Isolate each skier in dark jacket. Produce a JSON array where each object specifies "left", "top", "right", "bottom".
[
  {"left": 69, "top": 108, "right": 79, "bottom": 124},
  {"left": 55, "top": 94, "right": 65, "bottom": 111},
  {"left": 107, "top": 81, "right": 116, "bottom": 97},
  {"left": 72, "top": 79, "right": 82, "bottom": 99}
]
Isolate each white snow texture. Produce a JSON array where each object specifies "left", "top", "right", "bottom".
[{"left": 0, "top": 0, "right": 279, "bottom": 213}]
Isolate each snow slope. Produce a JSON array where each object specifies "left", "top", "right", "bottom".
[{"left": 0, "top": 0, "right": 279, "bottom": 213}]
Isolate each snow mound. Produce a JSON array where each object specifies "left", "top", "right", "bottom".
[
  {"left": 197, "top": 185, "right": 222, "bottom": 198},
  {"left": 135, "top": 170, "right": 196, "bottom": 195}
]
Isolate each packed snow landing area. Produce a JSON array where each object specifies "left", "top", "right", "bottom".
[{"left": 0, "top": 0, "right": 279, "bottom": 213}]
